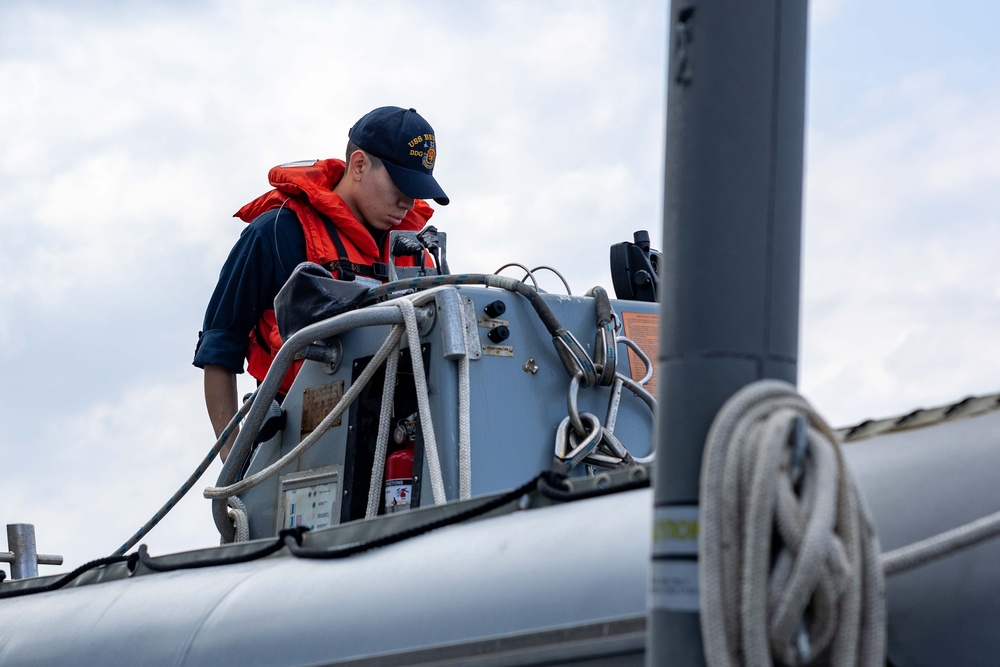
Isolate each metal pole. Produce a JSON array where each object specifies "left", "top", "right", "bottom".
[
  {"left": 649, "top": 0, "right": 808, "bottom": 664},
  {"left": 1, "top": 524, "right": 64, "bottom": 580},
  {"left": 6, "top": 524, "right": 40, "bottom": 580}
]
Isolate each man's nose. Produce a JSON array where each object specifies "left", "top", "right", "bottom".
[{"left": 400, "top": 194, "right": 415, "bottom": 211}]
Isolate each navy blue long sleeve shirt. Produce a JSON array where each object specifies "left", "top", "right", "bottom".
[{"left": 193, "top": 207, "right": 305, "bottom": 373}]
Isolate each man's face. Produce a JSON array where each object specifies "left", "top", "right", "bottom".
[{"left": 356, "top": 158, "right": 415, "bottom": 231}]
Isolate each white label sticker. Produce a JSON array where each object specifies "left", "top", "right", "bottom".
[
  {"left": 650, "top": 559, "right": 700, "bottom": 611},
  {"left": 283, "top": 482, "right": 337, "bottom": 531},
  {"left": 385, "top": 479, "right": 412, "bottom": 513},
  {"left": 652, "top": 505, "right": 700, "bottom": 557}
]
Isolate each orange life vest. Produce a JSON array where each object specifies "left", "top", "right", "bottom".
[{"left": 234, "top": 159, "right": 434, "bottom": 394}]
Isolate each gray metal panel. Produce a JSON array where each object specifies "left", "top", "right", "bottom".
[
  {"left": 443, "top": 290, "right": 656, "bottom": 499},
  {"left": 238, "top": 288, "right": 656, "bottom": 537}
]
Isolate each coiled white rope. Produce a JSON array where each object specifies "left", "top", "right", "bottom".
[{"left": 699, "top": 380, "right": 885, "bottom": 667}]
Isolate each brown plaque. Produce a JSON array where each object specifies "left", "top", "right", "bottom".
[
  {"left": 301, "top": 380, "right": 345, "bottom": 436},
  {"left": 620, "top": 311, "right": 658, "bottom": 397}
]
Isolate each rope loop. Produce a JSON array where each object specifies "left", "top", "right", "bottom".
[
  {"left": 590, "top": 286, "right": 617, "bottom": 386},
  {"left": 553, "top": 413, "right": 603, "bottom": 469},
  {"left": 553, "top": 329, "right": 598, "bottom": 387},
  {"left": 226, "top": 496, "right": 250, "bottom": 543},
  {"left": 699, "top": 379, "right": 886, "bottom": 667}
]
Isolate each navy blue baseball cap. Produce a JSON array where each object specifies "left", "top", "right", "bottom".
[{"left": 348, "top": 106, "right": 449, "bottom": 206}]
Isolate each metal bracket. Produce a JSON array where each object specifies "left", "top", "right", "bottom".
[{"left": 1, "top": 524, "right": 63, "bottom": 580}]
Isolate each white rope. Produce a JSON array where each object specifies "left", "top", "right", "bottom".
[
  {"left": 458, "top": 355, "right": 472, "bottom": 500},
  {"left": 699, "top": 379, "right": 885, "bottom": 667},
  {"left": 205, "top": 287, "right": 454, "bottom": 507},
  {"left": 226, "top": 496, "right": 250, "bottom": 543},
  {"left": 204, "top": 325, "right": 405, "bottom": 500},
  {"left": 882, "top": 507, "right": 1000, "bottom": 575},
  {"left": 398, "top": 298, "right": 447, "bottom": 505},
  {"left": 366, "top": 344, "right": 400, "bottom": 519}
]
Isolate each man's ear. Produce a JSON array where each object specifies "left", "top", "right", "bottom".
[{"left": 346, "top": 149, "right": 366, "bottom": 181}]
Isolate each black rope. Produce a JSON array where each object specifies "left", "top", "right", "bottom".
[
  {"left": 112, "top": 389, "right": 260, "bottom": 557},
  {"left": 0, "top": 469, "right": 647, "bottom": 600},
  {"left": 136, "top": 527, "right": 309, "bottom": 573},
  {"left": 362, "top": 274, "right": 563, "bottom": 336},
  {"left": 287, "top": 473, "right": 546, "bottom": 560},
  {"left": 0, "top": 553, "right": 138, "bottom": 600}
]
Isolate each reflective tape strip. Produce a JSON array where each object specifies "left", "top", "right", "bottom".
[{"left": 652, "top": 505, "right": 699, "bottom": 557}]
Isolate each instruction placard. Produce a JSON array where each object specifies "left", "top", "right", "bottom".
[{"left": 620, "top": 311, "right": 658, "bottom": 397}]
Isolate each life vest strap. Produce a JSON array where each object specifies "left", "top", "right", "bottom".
[{"left": 317, "top": 212, "right": 389, "bottom": 282}]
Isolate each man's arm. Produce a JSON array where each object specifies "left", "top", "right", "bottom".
[{"left": 204, "top": 364, "right": 239, "bottom": 462}]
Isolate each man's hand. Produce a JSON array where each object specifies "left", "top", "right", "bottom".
[{"left": 204, "top": 365, "right": 239, "bottom": 462}]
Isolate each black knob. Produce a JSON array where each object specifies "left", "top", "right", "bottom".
[
  {"left": 484, "top": 300, "right": 506, "bottom": 318},
  {"left": 487, "top": 325, "right": 510, "bottom": 344}
]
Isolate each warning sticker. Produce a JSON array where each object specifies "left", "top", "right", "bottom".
[
  {"left": 651, "top": 559, "right": 700, "bottom": 612},
  {"left": 620, "top": 311, "right": 658, "bottom": 397}
]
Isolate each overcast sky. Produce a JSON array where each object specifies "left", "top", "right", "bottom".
[{"left": 2, "top": 0, "right": 998, "bottom": 575}]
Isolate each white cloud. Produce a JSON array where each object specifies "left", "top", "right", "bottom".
[{"left": 801, "top": 71, "right": 1000, "bottom": 424}]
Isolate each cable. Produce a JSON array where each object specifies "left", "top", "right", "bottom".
[
  {"left": 522, "top": 266, "right": 573, "bottom": 295},
  {"left": 493, "top": 262, "right": 539, "bottom": 290},
  {"left": 361, "top": 273, "right": 564, "bottom": 337}
]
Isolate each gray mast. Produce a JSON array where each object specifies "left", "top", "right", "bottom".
[{"left": 649, "top": 1, "right": 808, "bottom": 664}]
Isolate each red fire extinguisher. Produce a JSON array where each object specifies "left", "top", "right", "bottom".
[{"left": 385, "top": 416, "right": 416, "bottom": 513}]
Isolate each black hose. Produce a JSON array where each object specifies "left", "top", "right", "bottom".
[
  {"left": 363, "top": 274, "right": 564, "bottom": 336},
  {"left": 111, "top": 390, "right": 259, "bottom": 557},
  {"left": 592, "top": 286, "right": 613, "bottom": 325}
]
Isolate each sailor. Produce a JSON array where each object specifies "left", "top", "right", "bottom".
[{"left": 193, "top": 106, "right": 449, "bottom": 461}]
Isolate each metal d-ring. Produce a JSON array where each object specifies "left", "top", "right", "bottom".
[
  {"left": 554, "top": 413, "right": 603, "bottom": 470},
  {"left": 567, "top": 373, "right": 587, "bottom": 438}
]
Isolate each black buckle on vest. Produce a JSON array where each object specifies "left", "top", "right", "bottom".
[
  {"left": 324, "top": 260, "right": 355, "bottom": 282},
  {"left": 372, "top": 262, "right": 389, "bottom": 281}
]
